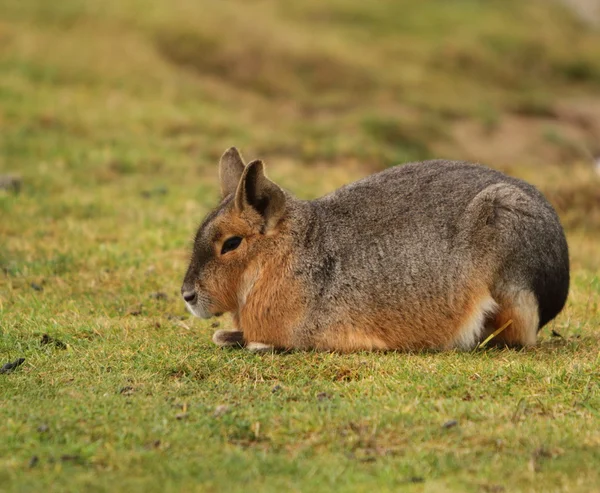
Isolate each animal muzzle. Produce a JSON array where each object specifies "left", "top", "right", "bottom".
[{"left": 181, "top": 285, "right": 213, "bottom": 319}]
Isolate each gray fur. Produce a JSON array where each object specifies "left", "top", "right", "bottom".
[
  {"left": 183, "top": 157, "right": 570, "bottom": 350},
  {"left": 286, "top": 161, "right": 568, "bottom": 345}
]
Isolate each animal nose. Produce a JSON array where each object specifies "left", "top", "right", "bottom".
[{"left": 182, "top": 290, "right": 197, "bottom": 304}]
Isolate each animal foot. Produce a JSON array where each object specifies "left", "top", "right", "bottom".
[
  {"left": 246, "top": 342, "right": 275, "bottom": 354},
  {"left": 212, "top": 330, "right": 244, "bottom": 348}
]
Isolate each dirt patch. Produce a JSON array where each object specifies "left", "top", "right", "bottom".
[
  {"left": 154, "top": 28, "right": 374, "bottom": 102},
  {"left": 448, "top": 102, "right": 600, "bottom": 168},
  {"left": 554, "top": 99, "right": 600, "bottom": 146},
  {"left": 544, "top": 180, "right": 600, "bottom": 230}
]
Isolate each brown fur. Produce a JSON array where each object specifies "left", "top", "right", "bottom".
[
  {"left": 314, "top": 284, "right": 495, "bottom": 352},
  {"left": 487, "top": 290, "right": 539, "bottom": 347},
  {"left": 199, "top": 213, "right": 256, "bottom": 315},
  {"left": 181, "top": 148, "right": 569, "bottom": 353},
  {"left": 197, "top": 195, "right": 305, "bottom": 348},
  {"left": 234, "top": 249, "right": 305, "bottom": 349}
]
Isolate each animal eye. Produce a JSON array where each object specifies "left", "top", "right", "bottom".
[{"left": 221, "top": 236, "right": 243, "bottom": 255}]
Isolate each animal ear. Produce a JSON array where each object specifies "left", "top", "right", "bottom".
[
  {"left": 235, "top": 159, "right": 286, "bottom": 230},
  {"left": 219, "top": 147, "right": 245, "bottom": 197}
]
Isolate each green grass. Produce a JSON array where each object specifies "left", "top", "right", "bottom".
[{"left": 1, "top": 1, "right": 600, "bottom": 491}]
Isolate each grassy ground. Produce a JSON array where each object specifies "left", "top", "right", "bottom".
[{"left": 1, "top": 1, "right": 600, "bottom": 492}]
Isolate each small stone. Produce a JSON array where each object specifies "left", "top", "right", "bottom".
[
  {"left": 359, "top": 455, "right": 377, "bottom": 463},
  {"left": 37, "top": 424, "right": 49, "bottom": 433},
  {"left": 40, "top": 334, "right": 67, "bottom": 349},
  {"left": 213, "top": 404, "right": 230, "bottom": 417},
  {"left": 119, "top": 386, "right": 135, "bottom": 396},
  {"left": 442, "top": 420, "right": 458, "bottom": 429},
  {"left": 0, "top": 175, "right": 22, "bottom": 193},
  {"left": 480, "top": 485, "right": 505, "bottom": 493},
  {"left": 149, "top": 292, "right": 168, "bottom": 300},
  {"left": 1, "top": 358, "right": 25, "bottom": 374},
  {"left": 126, "top": 304, "right": 142, "bottom": 316},
  {"left": 145, "top": 439, "right": 161, "bottom": 449},
  {"left": 141, "top": 186, "right": 168, "bottom": 198},
  {"left": 60, "top": 454, "right": 81, "bottom": 463}
]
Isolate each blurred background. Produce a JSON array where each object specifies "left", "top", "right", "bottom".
[{"left": 1, "top": 0, "right": 599, "bottom": 312}]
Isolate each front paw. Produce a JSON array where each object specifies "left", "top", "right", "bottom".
[
  {"left": 212, "top": 330, "right": 244, "bottom": 348},
  {"left": 246, "top": 342, "right": 275, "bottom": 354}
]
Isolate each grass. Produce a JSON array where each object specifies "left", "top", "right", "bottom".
[{"left": 1, "top": 0, "right": 600, "bottom": 491}]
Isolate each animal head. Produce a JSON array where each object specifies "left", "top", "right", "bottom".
[{"left": 181, "top": 147, "right": 287, "bottom": 318}]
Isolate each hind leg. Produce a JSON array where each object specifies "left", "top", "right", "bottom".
[
  {"left": 487, "top": 289, "right": 539, "bottom": 347},
  {"left": 463, "top": 183, "right": 555, "bottom": 348}
]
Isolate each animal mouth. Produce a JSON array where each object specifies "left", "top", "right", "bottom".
[{"left": 185, "top": 298, "right": 213, "bottom": 319}]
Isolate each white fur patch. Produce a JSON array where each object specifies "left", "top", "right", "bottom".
[
  {"left": 186, "top": 300, "right": 211, "bottom": 319},
  {"left": 510, "top": 290, "right": 540, "bottom": 346},
  {"left": 238, "top": 268, "right": 259, "bottom": 309},
  {"left": 452, "top": 295, "right": 499, "bottom": 350},
  {"left": 246, "top": 342, "right": 274, "bottom": 353}
]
